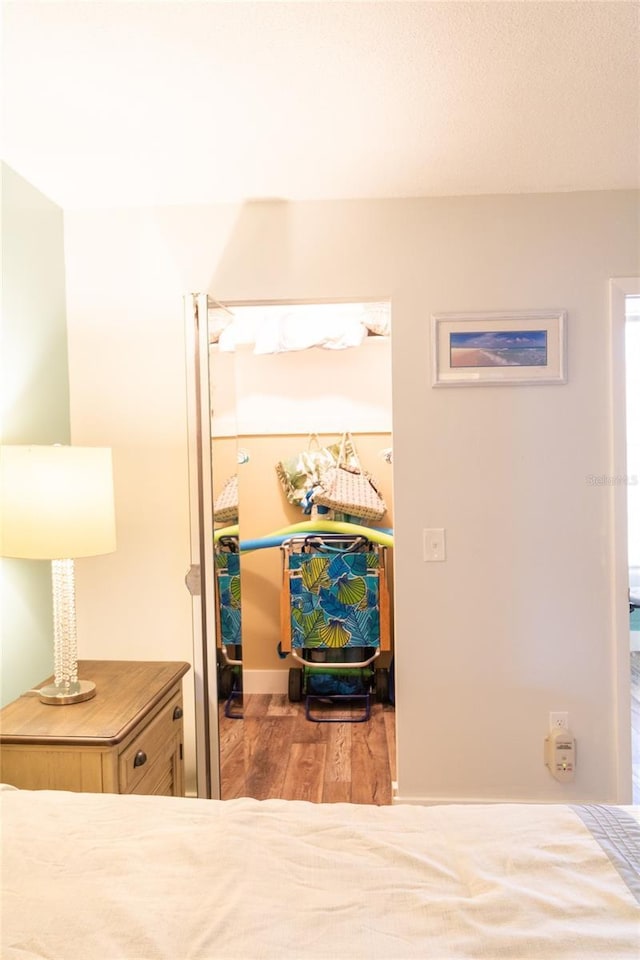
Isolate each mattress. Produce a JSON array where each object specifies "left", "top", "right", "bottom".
[{"left": 1, "top": 786, "right": 638, "bottom": 959}]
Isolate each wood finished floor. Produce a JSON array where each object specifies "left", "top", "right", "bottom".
[
  {"left": 632, "top": 652, "right": 639, "bottom": 804},
  {"left": 219, "top": 694, "right": 396, "bottom": 804}
]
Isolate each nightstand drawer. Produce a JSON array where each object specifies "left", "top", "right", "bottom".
[
  {"left": 130, "top": 750, "right": 178, "bottom": 797},
  {"left": 119, "top": 691, "right": 183, "bottom": 794}
]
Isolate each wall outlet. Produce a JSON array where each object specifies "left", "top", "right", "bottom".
[{"left": 549, "top": 711, "right": 569, "bottom": 730}]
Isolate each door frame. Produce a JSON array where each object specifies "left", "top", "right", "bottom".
[
  {"left": 184, "top": 292, "right": 220, "bottom": 799},
  {"left": 609, "top": 276, "right": 639, "bottom": 802}
]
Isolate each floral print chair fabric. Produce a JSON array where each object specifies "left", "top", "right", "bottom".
[
  {"left": 215, "top": 548, "right": 242, "bottom": 647},
  {"left": 288, "top": 548, "right": 382, "bottom": 652}
]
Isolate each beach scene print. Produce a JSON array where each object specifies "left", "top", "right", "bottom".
[{"left": 449, "top": 329, "right": 548, "bottom": 368}]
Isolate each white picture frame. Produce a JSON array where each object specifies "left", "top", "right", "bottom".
[{"left": 431, "top": 309, "right": 567, "bottom": 387}]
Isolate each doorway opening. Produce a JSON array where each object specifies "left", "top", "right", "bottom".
[{"left": 187, "top": 295, "right": 396, "bottom": 801}]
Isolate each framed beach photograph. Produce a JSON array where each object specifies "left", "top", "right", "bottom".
[{"left": 431, "top": 310, "right": 567, "bottom": 387}]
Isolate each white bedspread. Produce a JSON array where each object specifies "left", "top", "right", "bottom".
[{"left": 1, "top": 787, "right": 638, "bottom": 960}]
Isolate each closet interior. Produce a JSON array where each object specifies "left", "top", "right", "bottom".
[{"left": 187, "top": 295, "right": 396, "bottom": 800}]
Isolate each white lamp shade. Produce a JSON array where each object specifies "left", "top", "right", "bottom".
[{"left": 0, "top": 445, "right": 117, "bottom": 559}]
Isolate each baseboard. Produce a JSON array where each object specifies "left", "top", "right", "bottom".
[
  {"left": 242, "top": 669, "right": 289, "bottom": 695},
  {"left": 391, "top": 794, "right": 562, "bottom": 806}
]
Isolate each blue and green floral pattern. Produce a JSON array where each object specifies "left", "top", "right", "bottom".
[
  {"left": 288, "top": 550, "right": 381, "bottom": 650},
  {"left": 215, "top": 550, "right": 242, "bottom": 645}
]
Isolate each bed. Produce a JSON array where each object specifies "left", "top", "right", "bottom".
[{"left": 1, "top": 785, "right": 638, "bottom": 959}]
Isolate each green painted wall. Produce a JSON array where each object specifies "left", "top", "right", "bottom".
[{"left": 1, "top": 163, "right": 70, "bottom": 705}]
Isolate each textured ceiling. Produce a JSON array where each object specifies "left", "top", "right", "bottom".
[{"left": 2, "top": 0, "right": 639, "bottom": 209}]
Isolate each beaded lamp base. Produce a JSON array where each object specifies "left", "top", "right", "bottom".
[
  {"left": 40, "top": 559, "right": 95, "bottom": 706},
  {"left": 39, "top": 680, "right": 96, "bottom": 705}
]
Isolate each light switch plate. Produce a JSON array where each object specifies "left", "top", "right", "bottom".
[{"left": 423, "top": 528, "right": 446, "bottom": 562}]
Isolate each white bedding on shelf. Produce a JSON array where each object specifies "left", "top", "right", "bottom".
[{"left": 1, "top": 786, "right": 638, "bottom": 960}]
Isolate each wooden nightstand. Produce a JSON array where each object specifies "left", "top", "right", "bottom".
[{"left": 0, "top": 660, "right": 190, "bottom": 796}]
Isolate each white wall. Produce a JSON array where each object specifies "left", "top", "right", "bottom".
[
  {"left": 222, "top": 336, "right": 392, "bottom": 437},
  {"left": 64, "top": 191, "right": 639, "bottom": 802},
  {"left": 1, "top": 164, "right": 70, "bottom": 705}
]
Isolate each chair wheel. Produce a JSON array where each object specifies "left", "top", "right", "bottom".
[
  {"left": 218, "top": 666, "right": 234, "bottom": 700},
  {"left": 288, "top": 668, "right": 303, "bottom": 702},
  {"left": 375, "top": 668, "right": 390, "bottom": 704}
]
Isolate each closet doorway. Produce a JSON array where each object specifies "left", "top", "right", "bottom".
[{"left": 185, "top": 294, "right": 396, "bottom": 800}]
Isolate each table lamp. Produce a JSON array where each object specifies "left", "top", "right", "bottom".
[{"left": 0, "top": 444, "right": 116, "bottom": 704}]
